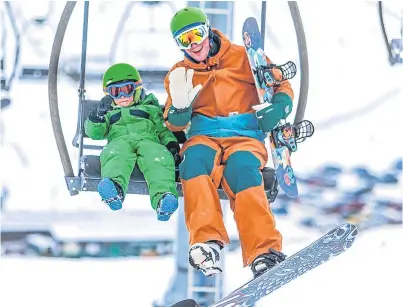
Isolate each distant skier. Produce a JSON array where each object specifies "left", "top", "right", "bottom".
[
  {"left": 85, "top": 63, "right": 181, "bottom": 221},
  {"left": 164, "top": 7, "right": 293, "bottom": 278}
]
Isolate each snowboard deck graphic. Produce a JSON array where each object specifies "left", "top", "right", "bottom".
[
  {"left": 210, "top": 223, "right": 359, "bottom": 307},
  {"left": 242, "top": 17, "right": 298, "bottom": 197}
]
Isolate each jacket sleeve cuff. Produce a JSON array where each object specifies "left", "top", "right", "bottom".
[
  {"left": 166, "top": 141, "right": 180, "bottom": 153},
  {"left": 166, "top": 105, "right": 192, "bottom": 127}
]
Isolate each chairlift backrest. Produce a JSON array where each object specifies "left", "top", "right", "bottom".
[{"left": 72, "top": 99, "right": 187, "bottom": 151}]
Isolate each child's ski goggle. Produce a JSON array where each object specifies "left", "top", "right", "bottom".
[
  {"left": 106, "top": 80, "right": 142, "bottom": 99},
  {"left": 174, "top": 24, "right": 209, "bottom": 50}
]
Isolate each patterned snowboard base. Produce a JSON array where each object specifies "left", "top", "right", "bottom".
[{"left": 210, "top": 223, "right": 359, "bottom": 307}]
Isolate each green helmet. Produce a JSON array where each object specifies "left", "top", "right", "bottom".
[
  {"left": 170, "top": 7, "right": 209, "bottom": 36},
  {"left": 102, "top": 63, "right": 142, "bottom": 88}
]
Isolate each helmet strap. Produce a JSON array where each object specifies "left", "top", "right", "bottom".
[
  {"left": 140, "top": 88, "right": 146, "bottom": 101},
  {"left": 133, "top": 88, "right": 143, "bottom": 104},
  {"left": 208, "top": 29, "right": 221, "bottom": 58}
]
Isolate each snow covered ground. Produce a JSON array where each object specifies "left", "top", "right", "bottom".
[
  {"left": 0, "top": 224, "right": 401, "bottom": 307},
  {"left": 1, "top": 1, "right": 402, "bottom": 307}
]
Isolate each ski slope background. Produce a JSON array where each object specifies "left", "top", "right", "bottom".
[
  {"left": 0, "top": 1, "right": 402, "bottom": 307},
  {"left": 0, "top": 225, "right": 401, "bottom": 307}
]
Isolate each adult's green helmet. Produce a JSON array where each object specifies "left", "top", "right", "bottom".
[
  {"left": 102, "top": 63, "right": 142, "bottom": 89},
  {"left": 170, "top": 6, "right": 210, "bottom": 37}
]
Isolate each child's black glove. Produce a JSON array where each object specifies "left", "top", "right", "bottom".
[
  {"left": 88, "top": 96, "right": 114, "bottom": 123},
  {"left": 166, "top": 141, "right": 181, "bottom": 167}
]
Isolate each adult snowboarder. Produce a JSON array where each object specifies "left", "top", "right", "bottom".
[
  {"left": 164, "top": 7, "right": 293, "bottom": 277},
  {"left": 85, "top": 63, "right": 180, "bottom": 221}
]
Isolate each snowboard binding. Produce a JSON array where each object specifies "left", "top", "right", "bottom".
[
  {"left": 271, "top": 120, "right": 314, "bottom": 153},
  {"left": 255, "top": 61, "right": 297, "bottom": 88}
]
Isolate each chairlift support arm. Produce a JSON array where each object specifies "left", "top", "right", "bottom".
[
  {"left": 48, "top": 1, "right": 78, "bottom": 196},
  {"left": 288, "top": 2, "right": 309, "bottom": 124},
  {"left": 378, "top": 2, "right": 394, "bottom": 64},
  {"left": 260, "top": 2, "right": 309, "bottom": 124}
]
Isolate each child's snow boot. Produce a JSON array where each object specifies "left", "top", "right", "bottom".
[
  {"left": 97, "top": 178, "right": 124, "bottom": 211},
  {"left": 156, "top": 192, "right": 178, "bottom": 221}
]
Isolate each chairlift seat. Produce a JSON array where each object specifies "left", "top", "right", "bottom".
[{"left": 71, "top": 99, "right": 278, "bottom": 201}]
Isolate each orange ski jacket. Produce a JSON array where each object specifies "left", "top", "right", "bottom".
[{"left": 164, "top": 29, "right": 294, "bottom": 141}]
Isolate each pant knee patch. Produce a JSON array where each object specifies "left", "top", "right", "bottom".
[
  {"left": 224, "top": 151, "right": 262, "bottom": 194},
  {"left": 179, "top": 144, "right": 216, "bottom": 180}
]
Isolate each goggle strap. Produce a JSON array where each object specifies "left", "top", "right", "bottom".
[{"left": 107, "top": 80, "right": 142, "bottom": 89}]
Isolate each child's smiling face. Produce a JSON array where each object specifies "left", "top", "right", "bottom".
[{"left": 114, "top": 95, "right": 134, "bottom": 107}]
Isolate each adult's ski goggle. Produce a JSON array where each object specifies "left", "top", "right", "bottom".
[
  {"left": 106, "top": 80, "right": 142, "bottom": 99},
  {"left": 174, "top": 24, "right": 209, "bottom": 50}
]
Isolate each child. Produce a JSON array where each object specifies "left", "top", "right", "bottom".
[{"left": 84, "top": 63, "right": 180, "bottom": 221}]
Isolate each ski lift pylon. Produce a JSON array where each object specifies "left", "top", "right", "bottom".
[{"left": 48, "top": 1, "right": 308, "bottom": 200}]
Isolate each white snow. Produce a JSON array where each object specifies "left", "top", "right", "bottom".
[
  {"left": 259, "top": 225, "right": 403, "bottom": 306},
  {"left": 0, "top": 224, "right": 401, "bottom": 307},
  {"left": 1, "top": 1, "right": 402, "bottom": 307}
]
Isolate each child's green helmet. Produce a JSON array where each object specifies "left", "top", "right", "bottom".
[
  {"left": 170, "top": 7, "right": 209, "bottom": 37},
  {"left": 102, "top": 63, "right": 143, "bottom": 105},
  {"left": 102, "top": 63, "right": 142, "bottom": 89}
]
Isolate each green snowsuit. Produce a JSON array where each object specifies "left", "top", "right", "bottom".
[{"left": 84, "top": 93, "right": 178, "bottom": 209}]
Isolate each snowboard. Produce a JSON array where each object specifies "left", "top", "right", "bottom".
[
  {"left": 242, "top": 17, "right": 299, "bottom": 198},
  {"left": 209, "top": 223, "right": 359, "bottom": 307}
]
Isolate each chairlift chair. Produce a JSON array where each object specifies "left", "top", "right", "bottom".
[
  {"left": 69, "top": 99, "right": 279, "bottom": 200},
  {"left": 48, "top": 1, "right": 309, "bottom": 202}
]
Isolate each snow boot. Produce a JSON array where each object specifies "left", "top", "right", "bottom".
[
  {"left": 97, "top": 178, "right": 124, "bottom": 211},
  {"left": 156, "top": 192, "right": 178, "bottom": 221},
  {"left": 189, "top": 241, "right": 223, "bottom": 276}
]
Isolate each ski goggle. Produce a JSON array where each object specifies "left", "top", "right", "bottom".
[
  {"left": 174, "top": 24, "right": 209, "bottom": 50},
  {"left": 106, "top": 80, "right": 142, "bottom": 99}
]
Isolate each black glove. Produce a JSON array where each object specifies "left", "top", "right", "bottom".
[
  {"left": 88, "top": 96, "right": 114, "bottom": 123},
  {"left": 166, "top": 141, "right": 181, "bottom": 167}
]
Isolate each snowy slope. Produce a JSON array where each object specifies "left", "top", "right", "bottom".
[
  {"left": 224, "top": 225, "right": 403, "bottom": 307},
  {"left": 0, "top": 225, "right": 401, "bottom": 307}
]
